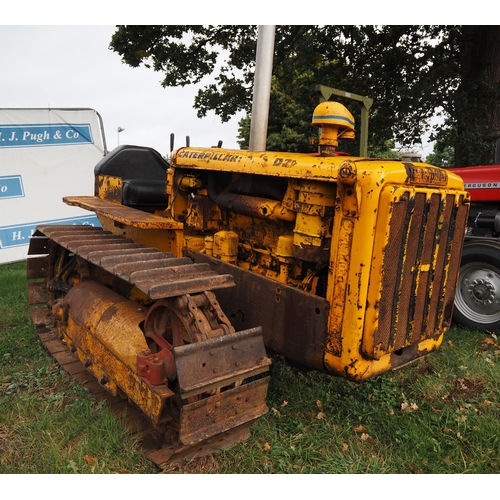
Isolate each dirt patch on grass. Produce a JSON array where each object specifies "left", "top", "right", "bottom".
[
  {"left": 450, "top": 377, "right": 485, "bottom": 400},
  {"left": 413, "top": 357, "right": 436, "bottom": 376}
]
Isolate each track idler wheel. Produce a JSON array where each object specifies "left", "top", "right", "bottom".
[
  {"left": 136, "top": 292, "right": 270, "bottom": 448},
  {"left": 137, "top": 292, "right": 236, "bottom": 387}
]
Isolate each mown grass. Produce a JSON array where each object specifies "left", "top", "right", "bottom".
[
  {"left": 0, "top": 262, "right": 157, "bottom": 474},
  {"left": 1, "top": 261, "right": 499, "bottom": 474}
]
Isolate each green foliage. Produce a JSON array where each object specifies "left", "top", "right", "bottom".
[
  {"left": 369, "top": 139, "right": 401, "bottom": 159},
  {"left": 110, "top": 25, "right": 500, "bottom": 165},
  {"left": 426, "top": 137, "right": 456, "bottom": 168},
  {"left": 452, "top": 26, "right": 500, "bottom": 166},
  {"left": 110, "top": 26, "right": 258, "bottom": 122}
]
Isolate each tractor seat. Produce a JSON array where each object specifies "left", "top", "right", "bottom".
[{"left": 94, "top": 145, "right": 170, "bottom": 209}]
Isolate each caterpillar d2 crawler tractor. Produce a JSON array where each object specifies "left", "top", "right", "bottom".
[{"left": 26, "top": 102, "right": 469, "bottom": 465}]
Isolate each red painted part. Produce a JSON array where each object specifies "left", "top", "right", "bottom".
[
  {"left": 449, "top": 165, "right": 500, "bottom": 202},
  {"left": 137, "top": 353, "right": 170, "bottom": 386}
]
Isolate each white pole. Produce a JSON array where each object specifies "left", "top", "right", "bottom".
[
  {"left": 117, "top": 127, "right": 125, "bottom": 146},
  {"left": 248, "top": 25, "right": 275, "bottom": 152}
]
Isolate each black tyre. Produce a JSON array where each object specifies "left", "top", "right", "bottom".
[{"left": 453, "top": 239, "right": 500, "bottom": 332}]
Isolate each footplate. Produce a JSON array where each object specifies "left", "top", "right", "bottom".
[
  {"left": 178, "top": 377, "right": 270, "bottom": 446},
  {"left": 174, "top": 326, "right": 271, "bottom": 399}
]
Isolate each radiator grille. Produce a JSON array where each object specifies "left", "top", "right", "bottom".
[{"left": 366, "top": 189, "right": 468, "bottom": 359}]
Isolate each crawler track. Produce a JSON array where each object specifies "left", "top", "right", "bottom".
[{"left": 26, "top": 225, "right": 270, "bottom": 466}]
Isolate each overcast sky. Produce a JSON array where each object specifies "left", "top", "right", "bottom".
[{"left": 0, "top": 25, "right": 244, "bottom": 157}]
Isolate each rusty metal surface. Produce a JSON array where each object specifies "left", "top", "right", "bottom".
[
  {"left": 26, "top": 235, "right": 49, "bottom": 256},
  {"left": 174, "top": 326, "right": 271, "bottom": 398},
  {"left": 144, "top": 422, "right": 253, "bottom": 466},
  {"left": 326, "top": 217, "right": 354, "bottom": 357},
  {"left": 26, "top": 253, "right": 49, "bottom": 279},
  {"left": 178, "top": 377, "right": 270, "bottom": 446},
  {"left": 146, "top": 273, "right": 235, "bottom": 300},
  {"left": 89, "top": 250, "right": 169, "bottom": 268},
  {"left": 63, "top": 195, "right": 184, "bottom": 230},
  {"left": 34, "top": 225, "right": 236, "bottom": 299},
  {"left": 86, "top": 247, "right": 161, "bottom": 265},
  {"left": 138, "top": 290, "right": 242, "bottom": 386},
  {"left": 27, "top": 281, "right": 49, "bottom": 305},
  {"left": 26, "top": 225, "right": 270, "bottom": 466},
  {"left": 113, "top": 257, "right": 192, "bottom": 277},
  {"left": 369, "top": 190, "right": 469, "bottom": 359},
  {"left": 68, "top": 242, "right": 139, "bottom": 259},
  {"left": 32, "top": 326, "right": 240, "bottom": 467},
  {"left": 186, "top": 249, "right": 330, "bottom": 371},
  {"left": 442, "top": 196, "right": 469, "bottom": 321},
  {"left": 60, "top": 280, "right": 175, "bottom": 426},
  {"left": 55, "top": 234, "right": 128, "bottom": 249}
]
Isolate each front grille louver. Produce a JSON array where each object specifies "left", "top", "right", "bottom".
[{"left": 366, "top": 190, "right": 468, "bottom": 359}]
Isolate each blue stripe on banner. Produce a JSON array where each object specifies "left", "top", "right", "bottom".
[
  {"left": 0, "top": 123, "right": 94, "bottom": 148},
  {"left": 0, "top": 175, "right": 24, "bottom": 199},
  {"left": 0, "top": 215, "right": 101, "bottom": 248}
]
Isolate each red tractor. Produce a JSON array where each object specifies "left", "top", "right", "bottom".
[{"left": 449, "top": 149, "right": 500, "bottom": 333}]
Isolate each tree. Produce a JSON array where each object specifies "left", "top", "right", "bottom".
[
  {"left": 425, "top": 137, "right": 455, "bottom": 169},
  {"left": 110, "top": 25, "right": 500, "bottom": 165},
  {"left": 453, "top": 26, "right": 500, "bottom": 166}
]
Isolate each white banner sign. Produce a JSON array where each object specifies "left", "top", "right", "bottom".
[{"left": 0, "top": 108, "right": 107, "bottom": 264}]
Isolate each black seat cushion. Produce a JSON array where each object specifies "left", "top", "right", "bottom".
[
  {"left": 122, "top": 179, "right": 169, "bottom": 207},
  {"left": 94, "top": 145, "right": 169, "bottom": 208}
]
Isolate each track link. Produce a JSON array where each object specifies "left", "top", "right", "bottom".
[
  {"left": 26, "top": 225, "right": 270, "bottom": 466},
  {"left": 32, "top": 224, "right": 236, "bottom": 299}
]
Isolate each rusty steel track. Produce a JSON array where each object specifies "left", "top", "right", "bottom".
[
  {"left": 30, "top": 224, "right": 236, "bottom": 300},
  {"left": 26, "top": 225, "right": 270, "bottom": 466},
  {"left": 32, "top": 326, "right": 256, "bottom": 465}
]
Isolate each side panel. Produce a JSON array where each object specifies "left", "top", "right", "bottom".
[{"left": 186, "top": 249, "right": 330, "bottom": 372}]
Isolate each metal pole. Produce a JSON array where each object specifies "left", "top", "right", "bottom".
[
  {"left": 117, "top": 127, "right": 125, "bottom": 146},
  {"left": 249, "top": 25, "right": 275, "bottom": 152}
]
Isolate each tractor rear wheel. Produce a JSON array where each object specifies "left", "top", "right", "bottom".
[{"left": 453, "top": 239, "right": 500, "bottom": 333}]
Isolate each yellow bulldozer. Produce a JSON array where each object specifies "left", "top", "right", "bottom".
[{"left": 26, "top": 101, "right": 469, "bottom": 465}]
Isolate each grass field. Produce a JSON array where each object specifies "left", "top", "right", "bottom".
[{"left": 1, "top": 260, "right": 499, "bottom": 474}]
